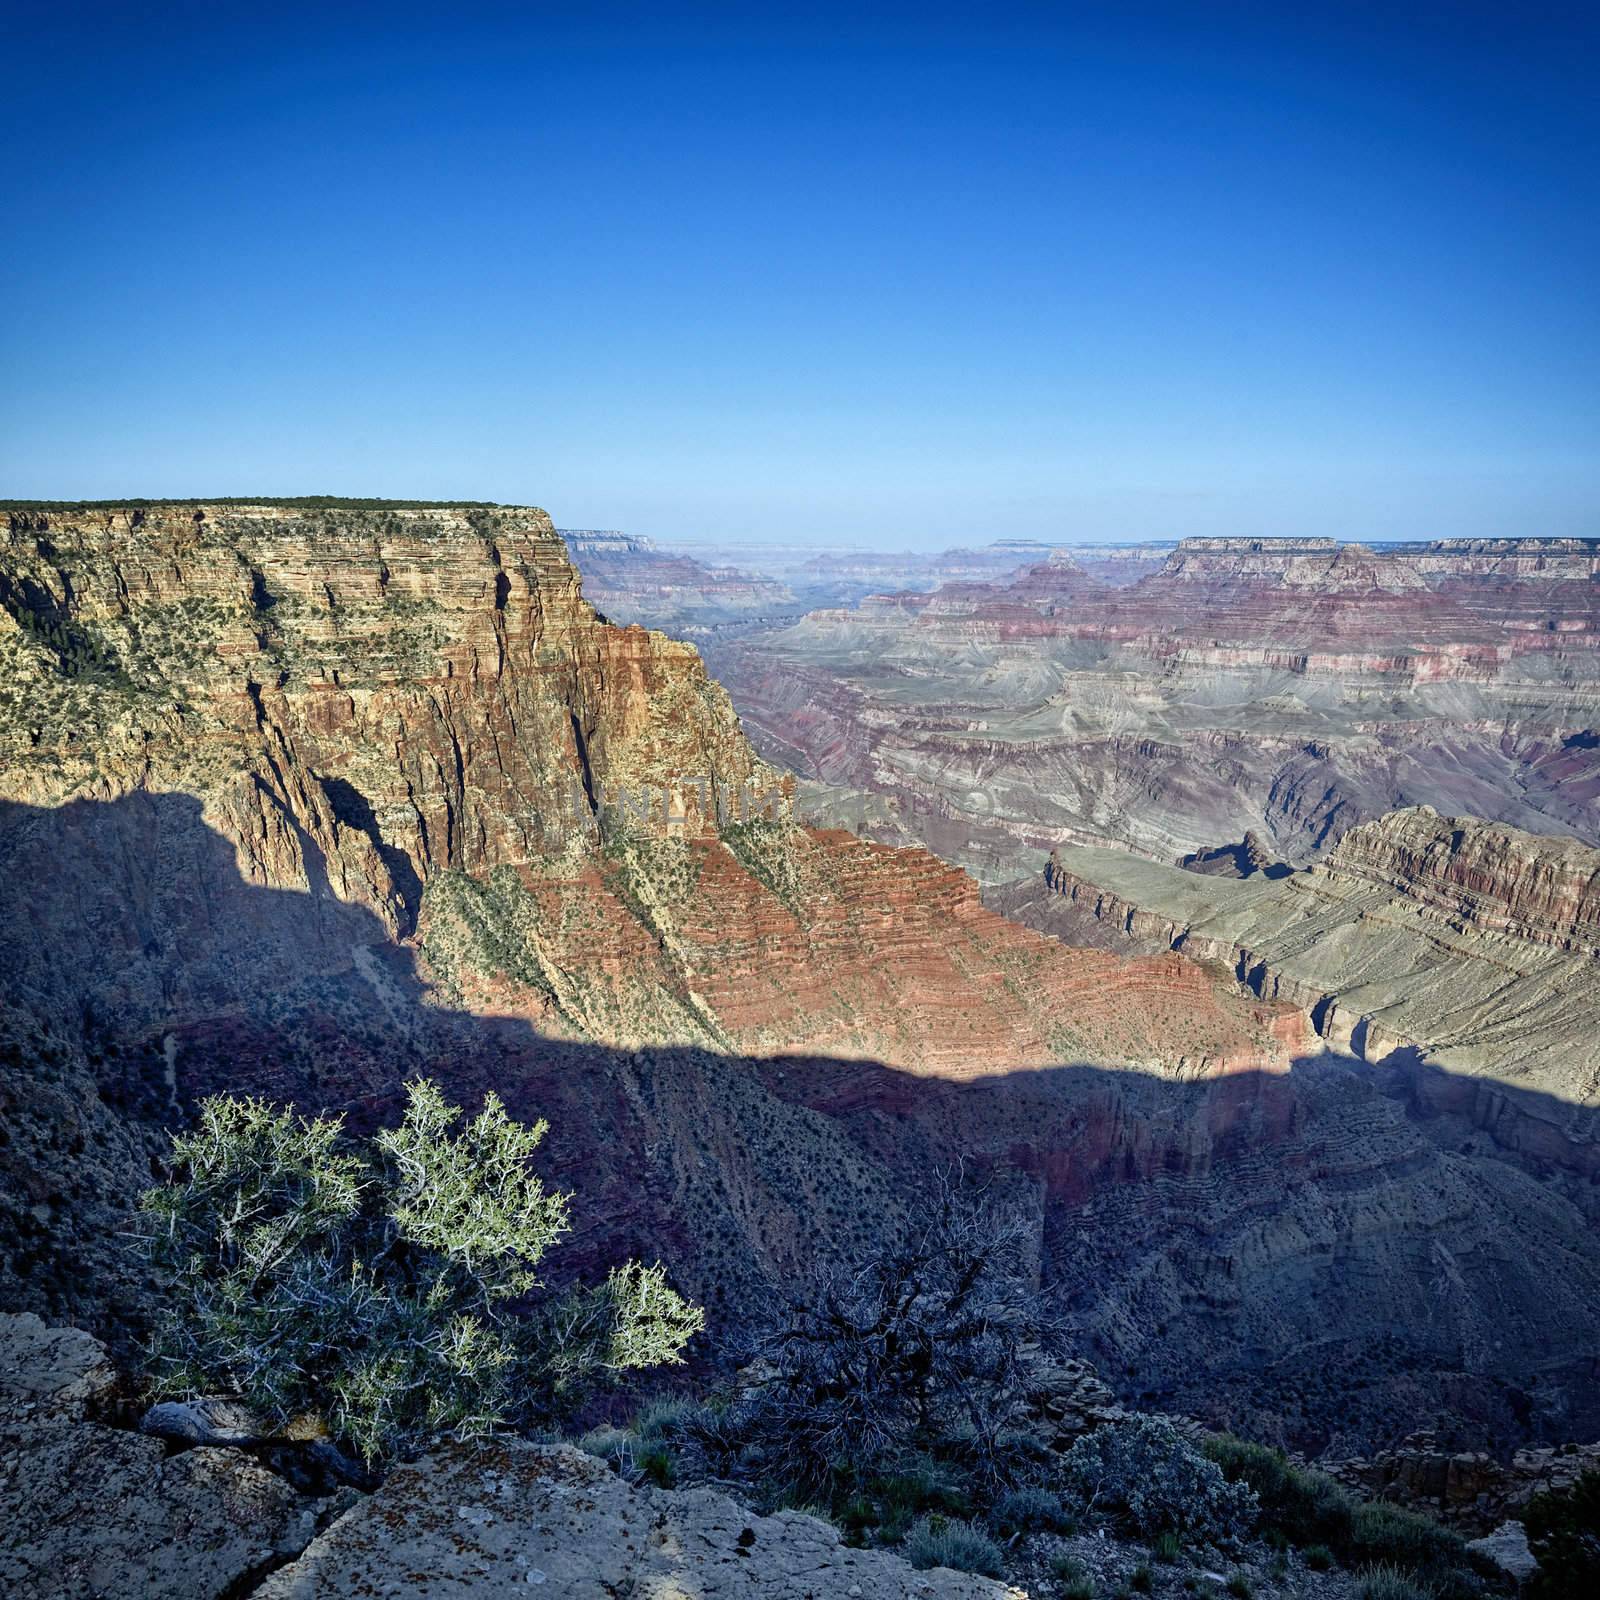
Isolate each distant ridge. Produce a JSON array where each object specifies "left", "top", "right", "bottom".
[{"left": 1, "top": 496, "right": 509, "bottom": 511}]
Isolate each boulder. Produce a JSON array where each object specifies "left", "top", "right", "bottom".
[
  {"left": 1, "top": 1419, "right": 320, "bottom": 1599},
  {"left": 258, "top": 1439, "right": 1023, "bottom": 1598},
  {"left": 0, "top": 1311, "right": 116, "bottom": 1424},
  {"left": 0, "top": 1312, "right": 333, "bottom": 1598},
  {"left": 1013, "top": 1350, "right": 1128, "bottom": 1446},
  {"left": 1465, "top": 1520, "right": 1538, "bottom": 1583},
  {"left": 140, "top": 1394, "right": 271, "bottom": 1447}
]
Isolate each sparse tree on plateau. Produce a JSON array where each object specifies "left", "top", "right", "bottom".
[{"left": 141, "top": 1077, "right": 703, "bottom": 1465}]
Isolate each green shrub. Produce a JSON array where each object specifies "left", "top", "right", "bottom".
[
  {"left": 1130, "top": 1562, "right": 1154, "bottom": 1592},
  {"left": 822, "top": 1455, "right": 975, "bottom": 1544},
  {"left": 632, "top": 1395, "right": 697, "bottom": 1442},
  {"left": 1062, "top": 1582, "right": 1096, "bottom": 1600},
  {"left": 576, "top": 1424, "right": 634, "bottom": 1469},
  {"left": 1225, "top": 1574, "right": 1253, "bottom": 1598},
  {"left": 1524, "top": 1469, "right": 1600, "bottom": 1600},
  {"left": 1202, "top": 1434, "right": 1354, "bottom": 1549},
  {"left": 140, "top": 1078, "right": 704, "bottom": 1464},
  {"left": 637, "top": 1442, "right": 676, "bottom": 1488},
  {"left": 1204, "top": 1435, "right": 1479, "bottom": 1597},
  {"left": 1358, "top": 1563, "right": 1435, "bottom": 1600},
  {"left": 1347, "top": 1502, "right": 1467, "bottom": 1579},
  {"left": 1060, "top": 1416, "right": 1258, "bottom": 1545},
  {"left": 1050, "top": 1551, "right": 1086, "bottom": 1580},
  {"left": 989, "top": 1485, "right": 1075, "bottom": 1537},
  {"left": 903, "top": 1514, "right": 1005, "bottom": 1578},
  {"left": 1152, "top": 1530, "right": 1183, "bottom": 1563}
]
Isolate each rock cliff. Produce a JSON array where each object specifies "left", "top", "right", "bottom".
[
  {"left": 1035, "top": 807, "right": 1600, "bottom": 1105},
  {"left": 558, "top": 526, "right": 801, "bottom": 632}
]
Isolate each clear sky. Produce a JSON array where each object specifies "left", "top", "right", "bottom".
[{"left": 2, "top": 1, "right": 1595, "bottom": 547}]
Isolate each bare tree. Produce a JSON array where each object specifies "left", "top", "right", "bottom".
[{"left": 735, "top": 1172, "right": 1063, "bottom": 1492}]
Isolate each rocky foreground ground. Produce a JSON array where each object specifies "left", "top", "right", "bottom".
[
  {"left": 0, "top": 1311, "right": 1021, "bottom": 1599},
  {"left": 3, "top": 1310, "right": 1559, "bottom": 1599}
]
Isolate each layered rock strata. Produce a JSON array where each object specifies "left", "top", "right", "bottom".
[
  {"left": 712, "top": 535, "right": 1600, "bottom": 879},
  {"left": 558, "top": 527, "right": 801, "bottom": 632},
  {"left": 1037, "top": 806, "right": 1600, "bottom": 1106}
]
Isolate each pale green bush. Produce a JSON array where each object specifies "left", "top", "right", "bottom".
[
  {"left": 1059, "top": 1416, "right": 1258, "bottom": 1545},
  {"left": 903, "top": 1514, "right": 1005, "bottom": 1578},
  {"left": 141, "top": 1077, "right": 703, "bottom": 1464}
]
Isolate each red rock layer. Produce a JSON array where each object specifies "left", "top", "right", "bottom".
[{"left": 446, "top": 826, "right": 1306, "bottom": 1080}]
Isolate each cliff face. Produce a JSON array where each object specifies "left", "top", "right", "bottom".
[
  {"left": 2, "top": 503, "right": 770, "bottom": 928},
  {"left": 1030, "top": 808, "right": 1600, "bottom": 1107},
  {"left": 557, "top": 527, "right": 799, "bottom": 632},
  {"left": 1325, "top": 804, "right": 1600, "bottom": 955}
]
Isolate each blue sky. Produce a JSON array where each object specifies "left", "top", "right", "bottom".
[{"left": 2, "top": 1, "right": 1595, "bottom": 546}]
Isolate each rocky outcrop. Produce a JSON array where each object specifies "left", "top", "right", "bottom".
[
  {"left": 0, "top": 1312, "right": 1021, "bottom": 1599},
  {"left": 257, "top": 1440, "right": 1022, "bottom": 1598},
  {"left": 2, "top": 1421, "right": 324, "bottom": 1600},
  {"left": 0, "top": 1312, "right": 330, "bottom": 1600},
  {"left": 1036, "top": 806, "right": 1600, "bottom": 1107},
  {"left": 1324, "top": 804, "right": 1600, "bottom": 956},
  {"left": 1181, "top": 832, "right": 1286, "bottom": 879},
  {"left": 0, "top": 1312, "right": 116, "bottom": 1424},
  {"left": 1322, "top": 1431, "right": 1600, "bottom": 1532},
  {"left": 1, "top": 502, "right": 778, "bottom": 922},
  {"left": 1033, "top": 808, "right": 1600, "bottom": 1105}
]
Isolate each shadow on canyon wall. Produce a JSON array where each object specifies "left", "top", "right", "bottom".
[{"left": 2, "top": 789, "right": 1599, "bottom": 1457}]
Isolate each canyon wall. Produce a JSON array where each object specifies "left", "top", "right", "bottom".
[{"left": 1029, "top": 806, "right": 1600, "bottom": 1108}]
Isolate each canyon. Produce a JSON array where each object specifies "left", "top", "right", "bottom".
[
  {"left": 2, "top": 506, "right": 1599, "bottom": 1462},
  {"left": 552, "top": 529, "right": 1162, "bottom": 640},
  {"left": 556, "top": 528, "right": 805, "bottom": 635},
  {"left": 706, "top": 535, "right": 1600, "bottom": 882}
]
